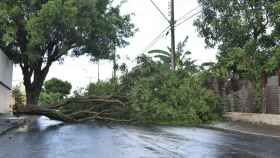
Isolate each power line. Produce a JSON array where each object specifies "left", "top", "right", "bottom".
[
  {"left": 142, "top": 6, "right": 202, "bottom": 53},
  {"left": 175, "top": 10, "right": 202, "bottom": 28},
  {"left": 176, "top": 5, "right": 201, "bottom": 23},
  {"left": 149, "top": 0, "right": 170, "bottom": 23},
  {"left": 142, "top": 11, "right": 202, "bottom": 53},
  {"left": 143, "top": 26, "right": 170, "bottom": 52},
  {"left": 143, "top": 26, "right": 170, "bottom": 53}
]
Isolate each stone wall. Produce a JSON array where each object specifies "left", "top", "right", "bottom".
[
  {"left": 225, "top": 80, "right": 257, "bottom": 113},
  {"left": 207, "top": 77, "right": 257, "bottom": 113},
  {"left": 207, "top": 72, "right": 280, "bottom": 114}
]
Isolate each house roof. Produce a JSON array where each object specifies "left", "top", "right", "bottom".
[{"left": 0, "top": 81, "right": 11, "bottom": 90}]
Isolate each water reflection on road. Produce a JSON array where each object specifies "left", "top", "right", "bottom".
[{"left": 0, "top": 117, "right": 279, "bottom": 158}]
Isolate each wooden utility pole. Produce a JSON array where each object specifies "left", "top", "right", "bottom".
[
  {"left": 97, "top": 58, "right": 100, "bottom": 83},
  {"left": 170, "top": 0, "right": 176, "bottom": 70},
  {"left": 112, "top": 48, "right": 117, "bottom": 82}
]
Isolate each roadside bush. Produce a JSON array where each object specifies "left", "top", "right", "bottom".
[{"left": 12, "top": 86, "right": 26, "bottom": 111}]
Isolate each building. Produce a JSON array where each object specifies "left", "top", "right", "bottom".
[{"left": 0, "top": 50, "right": 13, "bottom": 113}]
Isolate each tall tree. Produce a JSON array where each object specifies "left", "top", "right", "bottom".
[
  {"left": 0, "top": 0, "right": 135, "bottom": 105},
  {"left": 194, "top": 0, "right": 280, "bottom": 79}
]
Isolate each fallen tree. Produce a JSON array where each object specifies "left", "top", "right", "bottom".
[{"left": 13, "top": 96, "right": 132, "bottom": 123}]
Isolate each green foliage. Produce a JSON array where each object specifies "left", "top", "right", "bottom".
[
  {"left": 39, "top": 78, "right": 72, "bottom": 105},
  {"left": 44, "top": 78, "right": 72, "bottom": 96},
  {"left": 127, "top": 68, "right": 222, "bottom": 124},
  {"left": 194, "top": 0, "right": 280, "bottom": 77},
  {"left": 0, "top": 0, "right": 135, "bottom": 62},
  {"left": 12, "top": 86, "right": 25, "bottom": 108},
  {"left": 118, "top": 56, "right": 222, "bottom": 124},
  {"left": 148, "top": 37, "right": 197, "bottom": 71},
  {"left": 86, "top": 81, "right": 119, "bottom": 96},
  {"left": 0, "top": 0, "right": 135, "bottom": 104},
  {"left": 39, "top": 92, "right": 64, "bottom": 105},
  {"left": 81, "top": 56, "right": 222, "bottom": 125}
]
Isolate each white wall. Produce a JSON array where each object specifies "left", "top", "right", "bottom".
[
  {"left": 0, "top": 86, "right": 11, "bottom": 113},
  {"left": 0, "top": 50, "right": 13, "bottom": 87},
  {"left": 0, "top": 50, "right": 13, "bottom": 113}
]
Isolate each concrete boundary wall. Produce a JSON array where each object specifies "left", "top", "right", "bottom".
[{"left": 225, "top": 112, "right": 280, "bottom": 126}]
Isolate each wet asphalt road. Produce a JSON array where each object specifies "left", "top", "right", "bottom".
[{"left": 0, "top": 117, "right": 280, "bottom": 158}]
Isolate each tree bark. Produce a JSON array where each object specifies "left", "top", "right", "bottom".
[
  {"left": 21, "top": 62, "right": 51, "bottom": 105},
  {"left": 25, "top": 86, "right": 42, "bottom": 105}
]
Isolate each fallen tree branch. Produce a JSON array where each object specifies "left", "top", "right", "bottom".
[
  {"left": 14, "top": 105, "right": 76, "bottom": 122},
  {"left": 14, "top": 95, "right": 130, "bottom": 123}
]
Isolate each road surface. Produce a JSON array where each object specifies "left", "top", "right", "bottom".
[{"left": 0, "top": 117, "right": 279, "bottom": 158}]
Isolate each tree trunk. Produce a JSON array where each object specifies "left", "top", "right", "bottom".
[
  {"left": 25, "top": 86, "right": 42, "bottom": 105},
  {"left": 21, "top": 62, "right": 51, "bottom": 106}
]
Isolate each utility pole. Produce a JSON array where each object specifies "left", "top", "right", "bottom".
[
  {"left": 97, "top": 58, "right": 100, "bottom": 83},
  {"left": 170, "top": 0, "right": 176, "bottom": 71},
  {"left": 149, "top": 0, "right": 201, "bottom": 70},
  {"left": 112, "top": 47, "right": 117, "bottom": 82}
]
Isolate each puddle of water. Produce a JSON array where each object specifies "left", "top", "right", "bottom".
[{"left": 16, "top": 116, "right": 63, "bottom": 133}]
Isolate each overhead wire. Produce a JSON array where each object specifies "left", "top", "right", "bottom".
[
  {"left": 175, "top": 10, "right": 202, "bottom": 28},
  {"left": 176, "top": 5, "right": 201, "bottom": 23},
  {"left": 142, "top": 4, "right": 202, "bottom": 53},
  {"left": 149, "top": 0, "right": 170, "bottom": 23},
  {"left": 143, "top": 26, "right": 170, "bottom": 53}
]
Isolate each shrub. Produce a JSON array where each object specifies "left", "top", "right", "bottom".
[{"left": 12, "top": 86, "right": 26, "bottom": 111}]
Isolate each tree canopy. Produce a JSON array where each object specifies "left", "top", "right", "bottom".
[
  {"left": 44, "top": 78, "right": 72, "bottom": 96},
  {"left": 194, "top": 0, "right": 280, "bottom": 79},
  {"left": 0, "top": 0, "right": 135, "bottom": 104}
]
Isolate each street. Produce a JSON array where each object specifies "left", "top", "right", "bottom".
[{"left": 0, "top": 117, "right": 279, "bottom": 158}]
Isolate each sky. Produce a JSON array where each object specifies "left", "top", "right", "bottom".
[{"left": 13, "top": 0, "right": 217, "bottom": 91}]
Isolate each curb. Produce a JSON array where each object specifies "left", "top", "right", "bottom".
[
  {"left": 199, "top": 124, "right": 280, "bottom": 139},
  {"left": 0, "top": 119, "right": 27, "bottom": 136}
]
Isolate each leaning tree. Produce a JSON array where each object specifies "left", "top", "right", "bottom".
[{"left": 0, "top": 0, "right": 135, "bottom": 105}]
